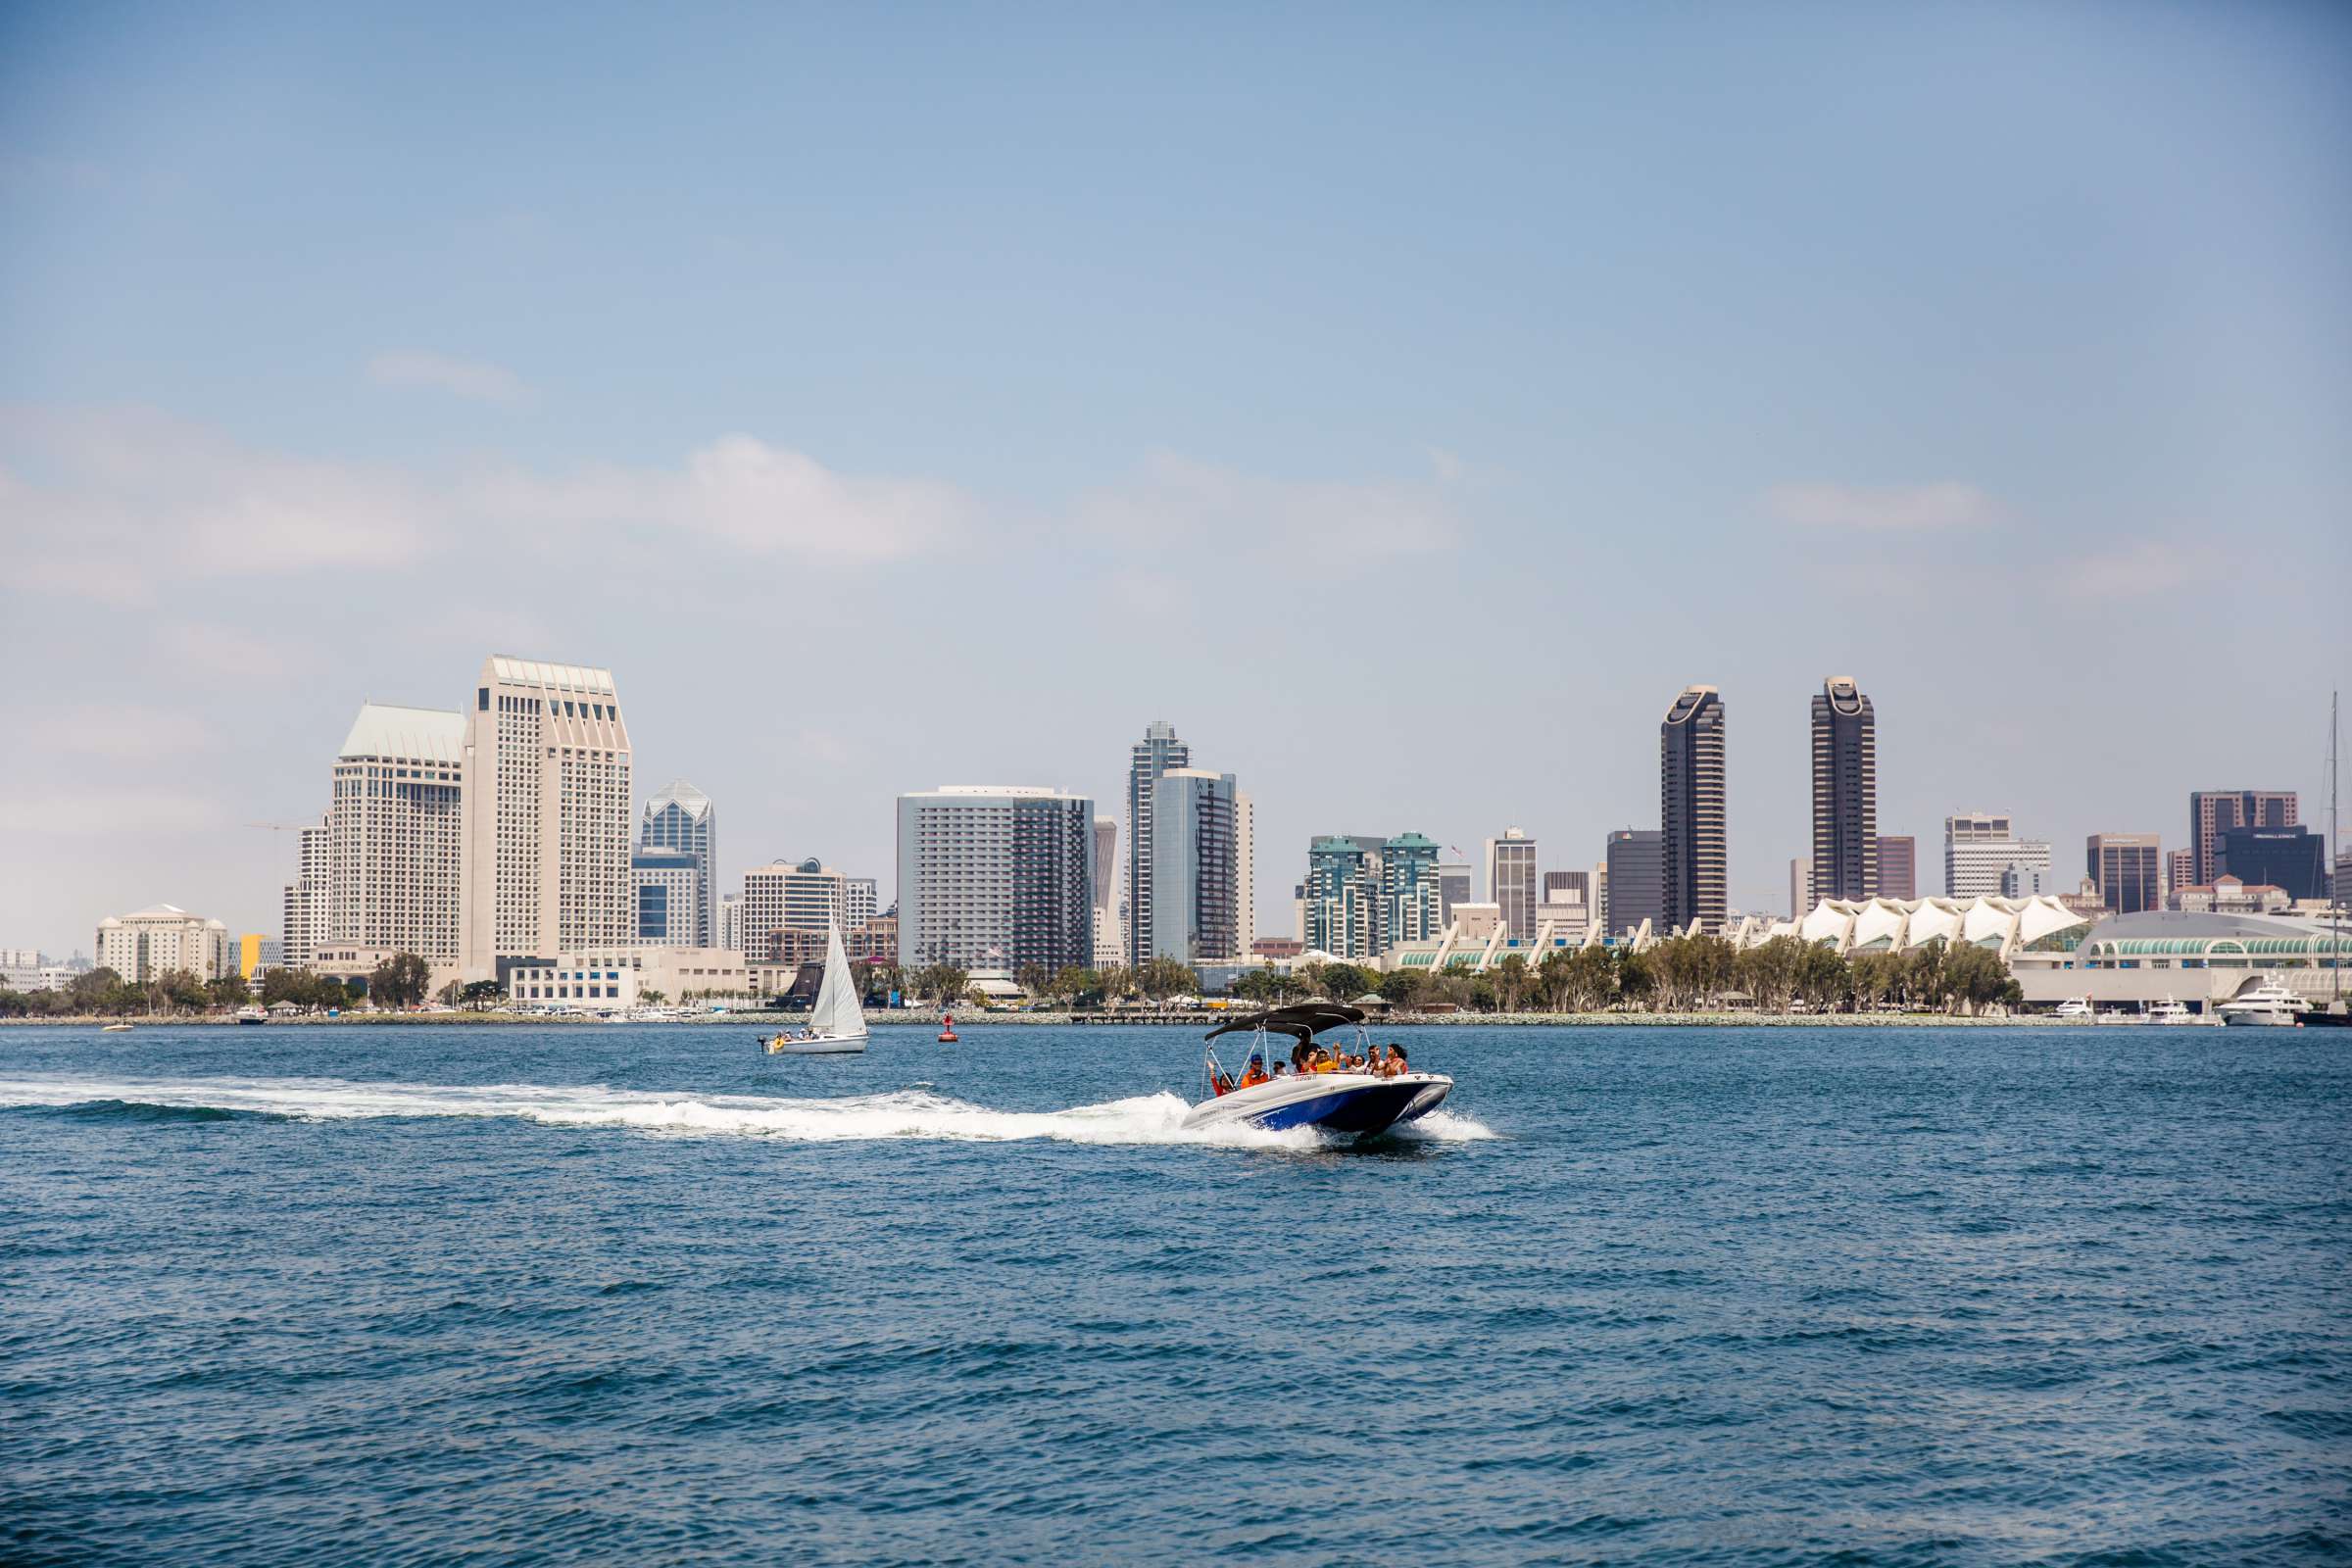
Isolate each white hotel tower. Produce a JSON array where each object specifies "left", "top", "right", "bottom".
[
  {"left": 460, "top": 658, "right": 634, "bottom": 979},
  {"left": 330, "top": 703, "right": 466, "bottom": 962}
]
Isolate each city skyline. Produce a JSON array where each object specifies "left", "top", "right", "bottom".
[{"left": 5, "top": 9, "right": 2350, "bottom": 953}]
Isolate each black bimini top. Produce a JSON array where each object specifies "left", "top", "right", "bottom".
[{"left": 1204, "top": 1003, "right": 1366, "bottom": 1045}]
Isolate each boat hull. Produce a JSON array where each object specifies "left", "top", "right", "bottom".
[
  {"left": 2221, "top": 1012, "right": 2298, "bottom": 1027},
  {"left": 1182, "top": 1073, "right": 1451, "bottom": 1138},
  {"left": 762, "top": 1032, "right": 867, "bottom": 1054}
]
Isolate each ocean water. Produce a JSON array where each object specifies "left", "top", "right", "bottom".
[{"left": 2, "top": 1022, "right": 2346, "bottom": 1566}]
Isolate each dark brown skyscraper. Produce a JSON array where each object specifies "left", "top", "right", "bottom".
[
  {"left": 1810, "top": 675, "right": 1877, "bottom": 903},
  {"left": 2189, "top": 790, "right": 2295, "bottom": 887},
  {"left": 1660, "top": 685, "right": 1727, "bottom": 934},
  {"left": 1876, "top": 835, "right": 1917, "bottom": 900}
]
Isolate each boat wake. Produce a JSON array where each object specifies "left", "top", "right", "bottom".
[{"left": 0, "top": 1075, "right": 1496, "bottom": 1151}]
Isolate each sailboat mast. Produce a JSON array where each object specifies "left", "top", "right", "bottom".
[{"left": 2333, "top": 689, "right": 2342, "bottom": 1003}]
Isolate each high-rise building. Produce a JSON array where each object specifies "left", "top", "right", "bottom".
[
  {"left": 1486, "top": 828, "right": 1539, "bottom": 937},
  {"left": 1604, "top": 829, "right": 1664, "bottom": 939},
  {"left": 637, "top": 780, "right": 715, "bottom": 948},
  {"left": 2217, "top": 824, "right": 2327, "bottom": 901},
  {"left": 743, "top": 858, "right": 868, "bottom": 951},
  {"left": 896, "top": 786, "right": 1095, "bottom": 977},
  {"left": 716, "top": 893, "right": 743, "bottom": 954},
  {"left": 1125, "top": 721, "right": 1190, "bottom": 968},
  {"left": 2166, "top": 849, "right": 2194, "bottom": 906},
  {"left": 282, "top": 814, "right": 328, "bottom": 969},
  {"left": 1437, "top": 861, "right": 1473, "bottom": 922},
  {"left": 1660, "top": 686, "right": 1728, "bottom": 934},
  {"left": 1788, "top": 858, "right": 1812, "bottom": 918},
  {"left": 94, "top": 905, "right": 229, "bottom": 982},
  {"left": 1486, "top": 827, "right": 1543, "bottom": 940},
  {"left": 459, "top": 658, "right": 634, "bottom": 979},
  {"left": 1384, "top": 833, "right": 1445, "bottom": 948},
  {"left": 2189, "top": 790, "right": 2296, "bottom": 887},
  {"left": 1543, "top": 869, "right": 1590, "bottom": 906},
  {"left": 1150, "top": 769, "right": 1250, "bottom": 963},
  {"left": 1945, "top": 812, "right": 2051, "bottom": 900},
  {"left": 1303, "top": 835, "right": 1387, "bottom": 960},
  {"left": 328, "top": 703, "right": 466, "bottom": 963},
  {"left": 2086, "top": 833, "right": 2163, "bottom": 914},
  {"left": 1809, "top": 676, "right": 1878, "bottom": 903},
  {"left": 631, "top": 850, "right": 701, "bottom": 946},
  {"left": 1093, "top": 818, "right": 1118, "bottom": 915},
  {"left": 1876, "top": 835, "right": 1917, "bottom": 901}
]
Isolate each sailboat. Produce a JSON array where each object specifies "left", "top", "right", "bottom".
[{"left": 762, "top": 920, "right": 868, "bottom": 1054}]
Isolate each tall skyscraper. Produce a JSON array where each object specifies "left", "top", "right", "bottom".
[
  {"left": 1809, "top": 675, "right": 1878, "bottom": 903},
  {"left": 1876, "top": 835, "right": 1917, "bottom": 901},
  {"left": 1660, "top": 686, "right": 1728, "bottom": 934},
  {"left": 1150, "top": 769, "right": 1250, "bottom": 963},
  {"left": 2189, "top": 790, "right": 2296, "bottom": 887},
  {"left": 1303, "top": 835, "right": 1387, "bottom": 959},
  {"left": 716, "top": 893, "right": 743, "bottom": 954},
  {"left": 1125, "top": 721, "right": 1190, "bottom": 968},
  {"left": 1091, "top": 816, "right": 1123, "bottom": 965},
  {"left": 1384, "top": 833, "right": 1444, "bottom": 948},
  {"left": 1944, "top": 812, "right": 2051, "bottom": 900},
  {"left": 2086, "top": 833, "right": 2163, "bottom": 914},
  {"left": 282, "top": 814, "right": 328, "bottom": 969},
  {"left": 637, "top": 779, "right": 715, "bottom": 947},
  {"left": 1486, "top": 828, "right": 1539, "bottom": 937},
  {"left": 1788, "top": 858, "right": 1812, "bottom": 918},
  {"left": 459, "top": 658, "right": 634, "bottom": 979},
  {"left": 327, "top": 703, "right": 466, "bottom": 962},
  {"left": 897, "top": 786, "right": 1095, "bottom": 976},
  {"left": 1604, "top": 829, "right": 1664, "bottom": 938},
  {"left": 2166, "top": 849, "right": 2194, "bottom": 906}
]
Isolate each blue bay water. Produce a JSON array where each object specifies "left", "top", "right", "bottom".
[{"left": 2, "top": 1022, "right": 2347, "bottom": 1565}]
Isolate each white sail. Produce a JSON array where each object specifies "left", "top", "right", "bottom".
[{"left": 807, "top": 919, "right": 867, "bottom": 1040}]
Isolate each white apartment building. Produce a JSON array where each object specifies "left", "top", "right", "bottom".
[
  {"left": 1944, "top": 811, "right": 2052, "bottom": 900},
  {"left": 328, "top": 703, "right": 466, "bottom": 962},
  {"left": 506, "top": 946, "right": 751, "bottom": 1010},
  {"left": 716, "top": 893, "right": 744, "bottom": 953},
  {"left": 742, "top": 858, "right": 868, "bottom": 955},
  {"left": 282, "top": 815, "right": 329, "bottom": 969},
  {"left": 459, "top": 658, "right": 634, "bottom": 979},
  {"left": 896, "top": 785, "right": 1095, "bottom": 977},
  {"left": 95, "top": 905, "right": 229, "bottom": 982}
]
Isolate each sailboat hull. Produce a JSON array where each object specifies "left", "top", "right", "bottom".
[{"left": 762, "top": 1032, "right": 866, "bottom": 1054}]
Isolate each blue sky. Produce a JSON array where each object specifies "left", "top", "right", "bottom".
[{"left": 4, "top": 3, "right": 2349, "bottom": 954}]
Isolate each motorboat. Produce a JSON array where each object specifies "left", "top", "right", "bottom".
[
  {"left": 2054, "top": 997, "right": 2095, "bottom": 1021},
  {"left": 2149, "top": 996, "right": 2197, "bottom": 1025},
  {"left": 1180, "top": 1003, "right": 1451, "bottom": 1139},
  {"left": 235, "top": 1005, "right": 268, "bottom": 1025},
  {"left": 2219, "top": 978, "right": 2306, "bottom": 1028},
  {"left": 101, "top": 1022, "right": 133, "bottom": 1033},
  {"left": 763, "top": 920, "right": 867, "bottom": 1054}
]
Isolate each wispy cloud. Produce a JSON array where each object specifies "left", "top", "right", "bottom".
[
  {"left": 1767, "top": 480, "right": 2001, "bottom": 532},
  {"left": 368, "top": 350, "right": 535, "bottom": 409},
  {"left": 2055, "top": 539, "right": 2201, "bottom": 600},
  {"left": 1075, "top": 450, "right": 1461, "bottom": 563},
  {"left": 471, "top": 436, "right": 976, "bottom": 563}
]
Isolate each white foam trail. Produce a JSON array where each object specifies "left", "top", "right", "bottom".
[
  {"left": 1393, "top": 1107, "right": 1499, "bottom": 1143},
  {"left": 0, "top": 1076, "right": 1366, "bottom": 1150}
]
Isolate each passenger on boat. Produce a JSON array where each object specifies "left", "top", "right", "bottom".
[
  {"left": 1239, "top": 1055, "right": 1269, "bottom": 1089},
  {"left": 1386, "top": 1045, "right": 1409, "bottom": 1077},
  {"left": 1209, "top": 1067, "right": 1235, "bottom": 1097}
]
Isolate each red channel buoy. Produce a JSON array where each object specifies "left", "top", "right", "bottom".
[{"left": 938, "top": 1011, "right": 959, "bottom": 1044}]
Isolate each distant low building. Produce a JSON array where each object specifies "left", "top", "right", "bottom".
[
  {"left": 95, "top": 905, "right": 230, "bottom": 982},
  {"left": 1250, "top": 936, "right": 1304, "bottom": 960},
  {"left": 507, "top": 946, "right": 752, "bottom": 1010},
  {"left": 2171, "top": 876, "right": 2292, "bottom": 915}
]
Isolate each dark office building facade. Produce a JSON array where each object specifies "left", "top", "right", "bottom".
[
  {"left": 1603, "top": 829, "right": 1664, "bottom": 940},
  {"left": 1660, "top": 686, "right": 1728, "bottom": 934},
  {"left": 2087, "top": 833, "right": 2163, "bottom": 915},
  {"left": 2217, "top": 825, "right": 2327, "bottom": 901},
  {"left": 1876, "top": 835, "right": 1917, "bottom": 901},
  {"left": 2189, "top": 790, "right": 2295, "bottom": 887},
  {"left": 1809, "top": 676, "right": 1878, "bottom": 902}
]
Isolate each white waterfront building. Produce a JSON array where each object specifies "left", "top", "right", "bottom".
[
  {"left": 896, "top": 785, "right": 1095, "bottom": 979},
  {"left": 1725, "top": 894, "right": 2088, "bottom": 964},
  {"left": 1945, "top": 812, "right": 2052, "bottom": 900},
  {"left": 459, "top": 658, "right": 634, "bottom": 979},
  {"left": 95, "top": 905, "right": 230, "bottom": 982},
  {"left": 741, "top": 858, "right": 870, "bottom": 958},
  {"left": 328, "top": 703, "right": 466, "bottom": 963}
]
